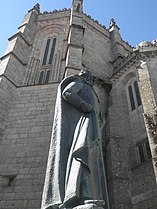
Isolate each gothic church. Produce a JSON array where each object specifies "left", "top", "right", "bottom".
[{"left": 0, "top": 0, "right": 157, "bottom": 208}]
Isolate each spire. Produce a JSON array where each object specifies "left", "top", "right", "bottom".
[
  {"left": 65, "top": 0, "right": 84, "bottom": 76},
  {"left": 109, "top": 18, "right": 121, "bottom": 42},
  {"left": 72, "top": 0, "right": 83, "bottom": 13},
  {"left": 109, "top": 19, "right": 120, "bottom": 31},
  {"left": 70, "top": 0, "right": 83, "bottom": 26},
  {"left": 109, "top": 18, "right": 124, "bottom": 62},
  {"left": 28, "top": 3, "right": 40, "bottom": 14}
]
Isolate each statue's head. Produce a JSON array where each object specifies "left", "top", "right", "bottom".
[{"left": 79, "top": 70, "right": 94, "bottom": 85}]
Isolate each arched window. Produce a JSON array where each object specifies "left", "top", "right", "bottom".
[
  {"left": 38, "top": 71, "right": 44, "bottom": 84},
  {"left": 127, "top": 79, "right": 142, "bottom": 111},
  {"left": 42, "top": 39, "right": 51, "bottom": 65},
  {"left": 134, "top": 81, "right": 142, "bottom": 106},
  {"left": 49, "top": 38, "right": 56, "bottom": 64},
  {"left": 42, "top": 38, "right": 57, "bottom": 65},
  {"left": 44, "top": 70, "right": 51, "bottom": 84},
  {"left": 128, "top": 85, "right": 136, "bottom": 111}
]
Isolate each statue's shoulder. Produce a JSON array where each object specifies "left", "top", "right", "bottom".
[{"left": 60, "top": 75, "right": 82, "bottom": 89}]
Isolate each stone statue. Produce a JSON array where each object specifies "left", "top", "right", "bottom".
[{"left": 41, "top": 71, "right": 109, "bottom": 209}]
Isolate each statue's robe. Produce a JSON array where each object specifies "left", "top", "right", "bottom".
[{"left": 41, "top": 75, "right": 108, "bottom": 209}]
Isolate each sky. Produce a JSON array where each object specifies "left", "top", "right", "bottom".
[{"left": 1, "top": 0, "right": 157, "bottom": 57}]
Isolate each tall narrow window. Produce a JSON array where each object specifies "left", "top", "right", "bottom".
[
  {"left": 38, "top": 71, "right": 44, "bottom": 84},
  {"left": 127, "top": 80, "right": 142, "bottom": 111},
  {"left": 42, "top": 39, "right": 51, "bottom": 65},
  {"left": 42, "top": 38, "right": 57, "bottom": 65},
  {"left": 45, "top": 70, "right": 51, "bottom": 84},
  {"left": 128, "top": 85, "right": 135, "bottom": 110},
  {"left": 138, "top": 144, "right": 145, "bottom": 163},
  {"left": 49, "top": 38, "right": 56, "bottom": 64},
  {"left": 134, "top": 81, "right": 142, "bottom": 106}
]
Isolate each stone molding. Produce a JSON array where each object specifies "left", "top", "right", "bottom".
[
  {"left": 0, "top": 51, "right": 27, "bottom": 66},
  {"left": 0, "top": 74, "right": 17, "bottom": 88},
  {"left": 8, "top": 32, "right": 32, "bottom": 47},
  {"left": 41, "top": 8, "right": 70, "bottom": 15},
  {"left": 111, "top": 47, "right": 157, "bottom": 83}
]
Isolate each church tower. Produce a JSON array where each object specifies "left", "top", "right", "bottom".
[{"left": 0, "top": 1, "right": 157, "bottom": 209}]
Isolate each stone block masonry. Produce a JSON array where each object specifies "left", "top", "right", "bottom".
[
  {"left": 0, "top": 76, "right": 16, "bottom": 141},
  {"left": 0, "top": 83, "right": 58, "bottom": 209}
]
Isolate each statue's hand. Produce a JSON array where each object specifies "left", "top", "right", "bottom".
[{"left": 80, "top": 102, "right": 93, "bottom": 113}]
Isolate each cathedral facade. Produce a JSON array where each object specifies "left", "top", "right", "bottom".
[{"left": 0, "top": 0, "right": 157, "bottom": 208}]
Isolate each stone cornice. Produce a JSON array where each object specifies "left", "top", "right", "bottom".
[
  {"left": 111, "top": 47, "right": 157, "bottom": 83},
  {"left": 37, "top": 9, "right": 71, "bottom": 21},
  {"left": 111, "top": 52, "right": 137, "bottom": 82},
  {"left": 42, "top": 8, "right": 70, "bottom": 15},
  {"left": 137, "top": 48, "right": 157, "bottom": 60}
]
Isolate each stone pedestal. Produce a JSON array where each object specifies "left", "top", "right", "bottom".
[
  {"left": 72, "top": 200, "right": 105, "bottom": 209},
  {"left": 73, "top": 204, "right": 104, "bottom": 209}
]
